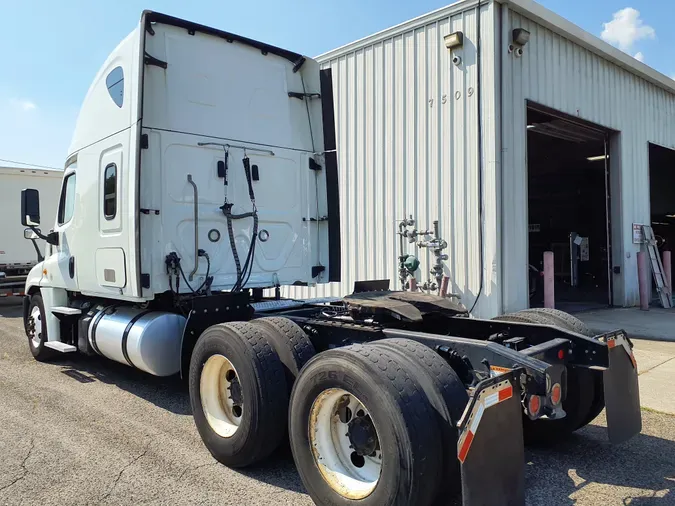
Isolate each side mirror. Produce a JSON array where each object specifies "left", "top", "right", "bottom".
[
  {"left": 21, "top": 189, "right": 41, "bottom": 226},
  {"left": 24, "top": 228, "right": 40, "bottom": 240}
]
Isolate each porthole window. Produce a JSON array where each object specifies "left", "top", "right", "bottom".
[{"left": 106, "top": 66, "right": 124, "bottom": 108}]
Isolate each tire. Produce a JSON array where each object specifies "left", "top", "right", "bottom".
[
  {"left": 491, "top": 314, "right": 537, "bottom": 325},
  {"left": 522, "top": 366, "right": 596, "bottom": 444},
  {"left": 26, "top": 293, "right": 56, "bottom": 362},
  {"left": 371, "top": 338, "right": 469, "bottom": 500},
  {"left": 518, "top": 309, "right": 605, "bottom": 429},
  {"left": 250, "top": 317, "right": 316, "bottom": 393},
  {"left": 512, "top": 310, "right": 562, "bottom": 328},
  {"left": 289, "top": 344, "right": 443, "bottom": 506},
  {"left": 188, "top": 321, "right": 288, "bottom": 468},
  {"left": 518, "top": 308, "right": 593, "bottom": 336},
  {"left": 492, "top": 311, "right": 596, "bottom": 443}
]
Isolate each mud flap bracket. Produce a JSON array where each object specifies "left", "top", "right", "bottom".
[{"left": 457, "top": 369, "right": 525, "bottom": 506}]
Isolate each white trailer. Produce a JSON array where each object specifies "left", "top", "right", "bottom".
[
  {"left": 0, "top": 167, "right": 60, "bottom": 296},
  {"left": 18, "top": 11, "right": 641, "bottom": 506}
]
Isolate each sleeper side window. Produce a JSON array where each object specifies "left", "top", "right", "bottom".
[
  {"left": 106, "top": 66, "right": 124, "bottom": 108},
  {"left": 103, "top": 164, "right": 117, "bottom": 220},
  {"left": 58, "top": 173, "right": 77, "bottom": 225}
]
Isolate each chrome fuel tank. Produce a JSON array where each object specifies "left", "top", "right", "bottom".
[{"left": 88, "top": 306, "right": 186, "bottom": 376}]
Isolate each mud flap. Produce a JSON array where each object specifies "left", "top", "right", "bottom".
[
  {"left": 457, "top": 371, "right": 525, "bottom": 506},
  {"left": 604, "top": 332, "right": 641, "bottom": 443}
]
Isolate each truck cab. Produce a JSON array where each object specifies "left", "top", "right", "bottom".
[
  {"left": 19, "top": 12, "right": 641, "bottom": 506},
  {"left": 21, "top": 11, "right": 339, "bottom": 360}
]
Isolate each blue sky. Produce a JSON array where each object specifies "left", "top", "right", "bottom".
[{"left": 0, "top": 0, "right": 672, "bottom": 169}]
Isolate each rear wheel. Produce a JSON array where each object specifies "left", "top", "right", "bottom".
[
  {"left": 518, "top": 308, "right": 593, "bottom": 336},
  {"left": 26, "top": 293, "right": 56, "bottom": 362},
  {"left": 250, "top": 317, "right": 316, "bottom": 393},
  {"left": 189, "top": 322, "right": 288, "bottom": 467},
  {"left": 492, "top": 310, "right": 597, "bottom": 443},
  {"left": 371, "top": 338, "right": 469, "bottom": 499},
  {"left": 289, "top": 344, "right": 443, "bottom": 506},
  {"left": 516, "top": 309, "right": 605, "bottom": 429}
]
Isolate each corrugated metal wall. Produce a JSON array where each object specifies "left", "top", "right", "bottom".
[
  {"left": 500, "top": 5, "right": 675, "bottom": 312},
  {"left": 286, "top": 0, "right": 502, "bottom": 318}
]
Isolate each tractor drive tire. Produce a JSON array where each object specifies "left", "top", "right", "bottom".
[
  {"left": 251, "top": 317, "right": 316, "bottom": 394},
  {"left": 371, "top": 338, "right": 469, "bottom": 501},
  {"left": 522, "top": 366, "right": 596, "bottom": 444},
  {"left": 189, "top": 321, "right": 288, "bottom": 468},
  {"left": 517, "top": 309, "right": 605, "bottom": 429},
  {"left": 289, "top": 344, "right": 443, "bottom": 506},
  {"left": 517, "top": 308, "right": 593, "bottom": 336},
  {"left": 26, "top": 293, "right": 56, "bottom": 362},
  {"left": 492, "top": 311, "right": 597, "bottom": 443},
  {"left": 491, "top": 313, "right": 540, "bottom": 325}
]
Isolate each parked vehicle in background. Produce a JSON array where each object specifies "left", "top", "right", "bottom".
[{"left": 0, "top": 166, "right": 60, "bottom": 297}]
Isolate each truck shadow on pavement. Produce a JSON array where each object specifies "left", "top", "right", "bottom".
[
  {"left": 53, "top": 355, "right": 192, "bottom": 416},
  {"left": 525, "top": 422, "right": 675, "bottom": 505}
]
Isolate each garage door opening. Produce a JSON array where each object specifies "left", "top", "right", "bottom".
[
  {"left": 649, "top": 143, "right": 675, "bottom": 301},
  {"left": 526, "top": 105, "right": 612, "bottom": 311}
]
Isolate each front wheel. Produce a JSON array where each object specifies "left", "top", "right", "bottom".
[{"left": 26, "top": 293, "right": 55, "bottom": 362}]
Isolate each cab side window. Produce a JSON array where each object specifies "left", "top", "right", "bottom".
[
  {"left": 58, "top": 173, "right": 77, "bottom": 225},
  {"left": 103, "top": 164, "right": 117, "bottom": 219}
]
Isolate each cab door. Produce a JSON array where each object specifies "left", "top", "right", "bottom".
[{"left": 41, "top": 161, "right": 79, "bottom": 291}]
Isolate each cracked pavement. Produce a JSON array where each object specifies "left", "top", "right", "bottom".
[{"left": 1, "top": 299, "right": 675, "bottom": 505}]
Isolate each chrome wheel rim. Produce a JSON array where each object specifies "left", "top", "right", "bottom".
[
  {"left": 309, "top": 389, "right": 382, "bottom": 499},
  {"left": 29, "top": 306, "right": 42, "bottom": 348},
  {"left": 200, "top": 355, "right": 243, "bottom": 438}
]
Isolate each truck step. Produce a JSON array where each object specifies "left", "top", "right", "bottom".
[
  {"left": 44, "top": 342, "right": 77, "bottom": 353},
  {"left": 51, "top": 306, "right": 82, "bottom": 316}
]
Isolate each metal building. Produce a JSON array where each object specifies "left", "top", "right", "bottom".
[{"left": 288, "top": 0, "right": 675, "bottom": 318}]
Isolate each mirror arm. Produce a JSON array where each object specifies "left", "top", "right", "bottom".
[
  {"left": 30, "top": 226, "right": 59, "bottom": 246},
  {"left": 30, "top": 239, "right": 44, "bottom": 263}
]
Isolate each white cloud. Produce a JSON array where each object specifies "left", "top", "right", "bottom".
[
  {"left": 601, "top": 7, "right": 655, "bottom": 51},
  {"left": 9, "top": 98, "right": 37, "bottom": 111},
  {"left": 633, "top": 51, "right": 644, "bottom": 62}
]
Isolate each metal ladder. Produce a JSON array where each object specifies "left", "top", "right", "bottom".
[{"left": 642, "top": 225, "right": 673, "bottom": 308}]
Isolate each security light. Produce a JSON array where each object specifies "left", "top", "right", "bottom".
[
  {"left": 444, "top": 31, "right": 464, "bottom": 50},
  {"left": 512, "top": 28, "right": 531, "bottom": 46}
]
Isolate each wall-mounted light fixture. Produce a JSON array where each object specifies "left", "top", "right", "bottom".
[
  {"left": 512, "top": 28, "right": 531, "bottom": 47},
  {"left": 444, "top": 31, "right": 464, "bottom": 50}
]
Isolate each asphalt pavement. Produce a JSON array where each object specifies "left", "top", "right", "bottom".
[{"left": 1, "top": 298, "right": 674, "bottom": 505}]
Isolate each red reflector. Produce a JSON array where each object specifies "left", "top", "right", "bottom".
[
  {"left": 551, "top": 383, "right": 562, "bottom": 405},
  {"left": 498, "top": 385, "right": 513, "bottom": 402},
  {"left": 608, "top": 339, "right": 616, "bottom": 349},
  {"left": 528, "top": 395, "right": 541, "bottom": 416},
  {"left": 458, "top": 431, "right": 474, "bottom": 463},
  {"left": 558, "top": 349, "right": 565, "bottom": 360}
]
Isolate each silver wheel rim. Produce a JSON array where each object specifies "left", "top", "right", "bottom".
[
  {"left": 200, "top": 355, "right": 243, "bottom": 438},
  {"left": 29, "top": 306, "right": 42, "bottom": 348},
  {"left": 309, "top": 389, "right": 382, "bottom": 499}
]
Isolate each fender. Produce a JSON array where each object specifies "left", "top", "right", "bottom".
[{"left": 24, "top": 261, "right": 45, "bottom": 295}]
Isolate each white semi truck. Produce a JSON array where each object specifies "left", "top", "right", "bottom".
[
  {"left": 20, "top": 11, "right": 641, "bottom": 506},
  {"left": 0, "top": 166, "right": 60, "bottom": 296}
]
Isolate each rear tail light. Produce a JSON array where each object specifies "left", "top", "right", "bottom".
[
  {"left": 526, "top": 394, "right": 542, "bottom": 418},
  {"left": 551, "top": 383, "right": 562, "bottom": 405}
]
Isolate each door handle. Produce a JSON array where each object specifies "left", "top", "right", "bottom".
[
  {"left": 187, "top": 174, "right": 199, "bottom": 281},
  {"left": 69, "top": 257, "right": 75, "bottom": 279}
]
